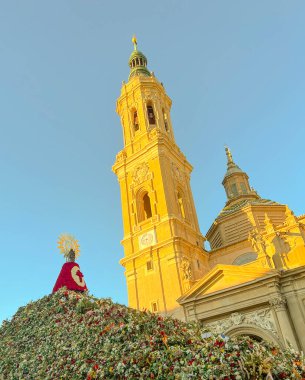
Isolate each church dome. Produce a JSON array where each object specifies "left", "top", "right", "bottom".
[
  {"left": 129, "top": 49, "right": 147, "bottom": 62},
  {"left": 224, "top": 163, "right": 243, "bottom": 177}
]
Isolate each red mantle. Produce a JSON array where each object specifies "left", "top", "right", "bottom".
[{"left": 53, "top": 262, "right": 88, "bottom": 293}]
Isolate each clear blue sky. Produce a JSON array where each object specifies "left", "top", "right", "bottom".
[{"left": 1, "top": 1, "right": 304, "bottom": 322}]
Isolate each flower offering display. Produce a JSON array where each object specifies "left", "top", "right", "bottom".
[
  {"left": 52, "top": 234, "right": 87, "bottom": 293},
  {"left": 1, "top": 288, "right": 304, "bottom": 379}
]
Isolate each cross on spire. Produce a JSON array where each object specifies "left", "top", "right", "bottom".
[{"left": 132, "top": 35, "right": 138, "bottom": 51}]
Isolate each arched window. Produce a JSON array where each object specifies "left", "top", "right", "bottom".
[
  {"left": 133, "top": 110, "right": 139, "bottom": 132},
  {"left": 163, "top": 109, "right": 168, "bottom": 131},
  {"left": 233, "top": 252, "right": 258, "bottom": 265},
  {"left": 143, "top": 193, "right": 152, "bottom": 219},
  {"left": 177, "top": 191, "right": 186, "bottom": 219},
  {"left": 138, "top": 191, "right": 152, "bottom": 222},
  {"left": 240, "top": 182, "right": 247, "bottom": 194},
  {"left": 147, "top": 104, "right": 156, "bottom": 125},
  {"left": 231, "top": 183, "right": 238, "bottom": 197}
]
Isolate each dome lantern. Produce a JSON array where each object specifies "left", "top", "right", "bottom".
[{"left": 128, "top": 36, "right": 151, "bottom": 80}]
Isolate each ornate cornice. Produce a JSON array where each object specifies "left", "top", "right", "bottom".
[{"left": 269, "top": 295, "right": 287, "bottom": 311}]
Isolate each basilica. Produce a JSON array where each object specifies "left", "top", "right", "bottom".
[{"left": 112, "top": 38, "right": 305, "bottom": 351}]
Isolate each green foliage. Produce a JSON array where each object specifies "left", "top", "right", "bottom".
[{"left": 0, "top": 288, "right": 304, "bottom": 379}]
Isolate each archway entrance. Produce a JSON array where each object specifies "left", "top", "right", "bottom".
[
  {"left": 239, "top": 333, "right": 263, "bottom": 343},
  {"left": 226, "top": 325, "right": 283, "bottom": 348}
]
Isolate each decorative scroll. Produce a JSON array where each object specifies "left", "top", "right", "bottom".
[
  {"left": 149, "top": 127, "right": 162, "bottom": 139},
  {"left": 132, "top": 163, "right": 150, "bottom": 186},
  {"left": 115, "top": 150, "right": 127, "bottom": 163},
  {"left": 269, "top": 295, "right": 287, "bottom": 311}
]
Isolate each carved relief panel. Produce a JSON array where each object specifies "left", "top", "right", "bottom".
[
  {"left": 171, "top": 163, "right": 185, "bottom": 183},
  {"left": 204, "top": 309, "right": 278, "bottom": 337}
]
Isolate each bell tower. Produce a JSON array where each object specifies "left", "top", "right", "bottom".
[{"left": 113, "top": 37, "right": 208, "bottom": 318}]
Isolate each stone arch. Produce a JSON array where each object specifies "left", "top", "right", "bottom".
[
  {"left": 146, "top": 101, "right": 156, "bottom": 125},
  {"left": 131, "top": 107, "right": 139, "bottom": 132},
  {"left": 232, "top": 252, "right": 258, "bottom": 265},
  {"left": 136, "top": 188, "right": 152, "bottom": 222},
  {"left": 162, "top": 107, "right": 169, "bottom": 132},
  {"left": 177, "top": 189, "right": 186, "bottom": 219},
  {"left": 225, "top": 324, "right": 283, "bottom": 348}
]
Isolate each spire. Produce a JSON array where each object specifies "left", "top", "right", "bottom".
[
  {"left": 222, "top": 147, "right": 259, "bottom": 204},
  {"left": 128, "top": 36, "right": 151, "bottom": 80},
  {"left": 225, "top": 146, "right": 234, "bottom": 165},
  {"left": 224, "top": 146, "right": 243, "bottom": 177}
]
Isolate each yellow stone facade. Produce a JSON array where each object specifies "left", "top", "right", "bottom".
[
  {"left": 112, "top": 39, "right": 208, "bottom": 319},
  {"left": 113, "top": 39, "right": 305, "bottom": 349}
]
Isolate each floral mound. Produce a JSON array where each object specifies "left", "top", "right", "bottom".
[{"left": 1, "top": 289, "right": 304, "bottom": 380}]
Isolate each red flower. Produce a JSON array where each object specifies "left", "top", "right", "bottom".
[{"left": 214, "top": 340, "right": 225, "bottom": 348}]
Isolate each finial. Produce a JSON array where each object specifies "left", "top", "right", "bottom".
[
  {"left": 132, "top": 35, "right": 138, "bottom": 51},
  {"left": 264, "top": 213, "right": 272, "bottom": 224},
  {"left": 225, "top": 145, "right": 234, "bottom": 164},
  {"left": 264, "top": 213, "right": 275, "bottom": 233}
]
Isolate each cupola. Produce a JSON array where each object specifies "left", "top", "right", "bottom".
[
  {"left": 222, "top": 147, "right": 259, "bottom": 205},
  {"left": 128, "top": 36, "right": 151, "bottom": 80}
]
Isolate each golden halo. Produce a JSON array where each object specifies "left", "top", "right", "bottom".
[{"left": 57, "top": 233, "right": 80, "bottom": 259}]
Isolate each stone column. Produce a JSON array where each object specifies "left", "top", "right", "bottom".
[{"left": 269, "top": 295, "right": 299, "bottom": 349}]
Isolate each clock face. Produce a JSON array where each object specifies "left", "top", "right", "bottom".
[{"left": 141, "top": 232, "right": 153, "bottom": 246}]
